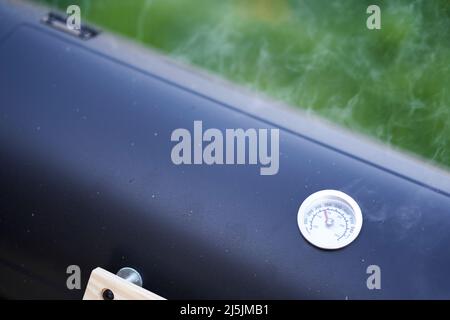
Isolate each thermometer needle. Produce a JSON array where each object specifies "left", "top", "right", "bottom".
[{"left": 324, "top": 210, "right": 334, "bottom": 227}]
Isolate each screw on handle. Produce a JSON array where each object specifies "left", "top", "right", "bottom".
[{"left": 102, "top": 288, "right": 115, "bottom": 300}]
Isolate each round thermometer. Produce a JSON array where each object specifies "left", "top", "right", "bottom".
[{"left": 297, "top": 190, "right": 363, "bottom": 250}]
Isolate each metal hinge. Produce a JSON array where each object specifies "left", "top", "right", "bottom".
[{"left": 41, "top": 12, "right": 99, "bottom": 40}]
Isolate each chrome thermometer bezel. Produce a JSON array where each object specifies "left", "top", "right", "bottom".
[{"left": 297, "top": 190, "right": 363, "bottom": 250}]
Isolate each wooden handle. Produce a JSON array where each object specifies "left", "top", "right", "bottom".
[{"left": 83, "top": 267, "right": 165, "bottom": 300}]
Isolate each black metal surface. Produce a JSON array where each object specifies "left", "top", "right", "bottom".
[{"left": 0, "top": 2, "right": 450, "bottom": 299}]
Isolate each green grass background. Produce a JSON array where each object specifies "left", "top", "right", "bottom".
[{"left": 36, "top": 0, "right": 450, "bottom": 169}]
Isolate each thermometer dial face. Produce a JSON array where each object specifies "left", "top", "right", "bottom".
[{"left": 297, "top": 190, "right": 363, "bottom": 250}]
